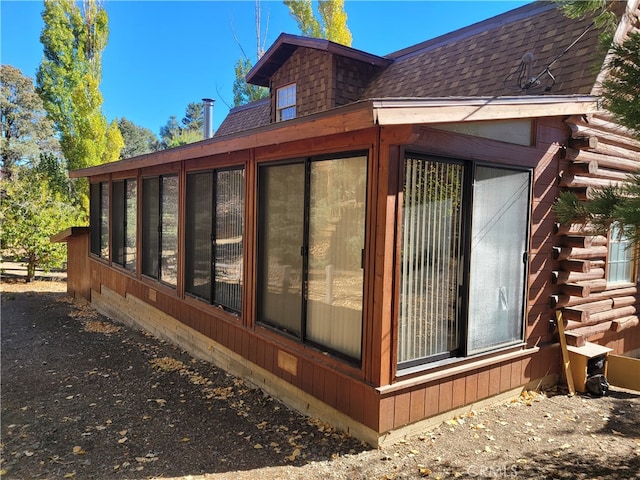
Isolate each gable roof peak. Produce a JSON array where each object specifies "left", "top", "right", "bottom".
[{"left": 246, "top": 32, "right": 391, "bottom": 87}]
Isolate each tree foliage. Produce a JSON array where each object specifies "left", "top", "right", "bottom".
[
  {"left": 233, "top": 57, "right": 268, "bottom": 107},
  {"left": 557, "top": 0, "right": 618, "bottom": 36},
  {"left": 36, "top": 0, "right": 123, "bottom": 173},
  {"left": 557, "top": 0, "right": 639, "bottom": 133},
  {"left": 231, "top": 1, "right": 269, "bottom": 107},
  {"left": 159, "top": 102, "right": 204, "bottom": 149},
  {"left": 0, "top": 161, "right": 85, "bottom": 281},
  {"left": 1, "top": 65, "right": 59, "bottom": 178},
  {"left": 601, "top": 31, "right": 640, "bottom": 134},
  {"left": 553, "top": 1, "right": 640, "bottom": 239},
  {"left": 284, "top": 0, "right": 352, "bottom": 46},
  {"left": 554, "top": 174, "right": 640, "bottom": 248},
  {"left": 118, "top": 117, "right": 161, "bottom": 159}
]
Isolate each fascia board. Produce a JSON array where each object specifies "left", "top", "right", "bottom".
[{"left": 372, "top": 96, "right": 602, "bottom": 125}]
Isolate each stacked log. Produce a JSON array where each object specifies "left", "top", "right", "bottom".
[{"left": 554, "top": 114, "right": 640, "bottom": 347}]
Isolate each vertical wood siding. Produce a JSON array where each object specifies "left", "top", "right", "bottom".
[{"left": 76, "top": 115, "right": 640, "bottom": 442}]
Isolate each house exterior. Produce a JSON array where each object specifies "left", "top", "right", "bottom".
[{"left": 58, "top": 1, "right": 640, "bottom": 446}]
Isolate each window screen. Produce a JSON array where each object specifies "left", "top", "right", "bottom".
[{"left": 142, "top": 177, "right": 159, "bottom": 279}]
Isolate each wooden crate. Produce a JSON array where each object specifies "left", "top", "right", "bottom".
[
  {"left": 566, "top": 342, "right": 612, "bottom": 393},
  {"left": 607, "top": 354, "right": 640, "bottom": 391}
]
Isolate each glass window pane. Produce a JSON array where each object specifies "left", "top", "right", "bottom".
[
  {"left": 398, "top": 158, "right": 463, "bottom": 364},
  {"left": 125, "top": 179, "right": 137, "bottom": 272},
  {"left": 112, "top": 180, "right": 125, "bottom": 266},
  {"left": 142, "top": 177, "right": 159, "bottom": 278},
  {"left": 467, "top": 167, "right": 529, "bottom": 355},
  {"left": 257, "top": 163, "right": 305, "bottom": 336},
  {"left": 306, "top": 156, "right": 366, "bottom": 360},
  {"left": 608, "top": 223, "right": 634, "bottom": 284},
  {"left": 161, "top": 175, "right": 179, "bottom": 287},
  {"left": 215, "top": 169, "right": 244, "bottom": 312},
  {"left": 186, "top": 172, "right": 213, "bottom": 301},
  {"left": 277, "top": 84, "right": 296, "bottom": 121},
  {"left": 100, "top": 182, "right": 109, "bottom": 258},
  {"left": 90, "top": 183, "right": 101, "bottom": 256}
]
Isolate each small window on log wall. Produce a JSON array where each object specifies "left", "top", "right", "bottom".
[
  {"left": 607, "top": 223, "right": 637, "bottom": 284},
  {"left": 398, "top": 154, "right": 531, "bottom": 369}
]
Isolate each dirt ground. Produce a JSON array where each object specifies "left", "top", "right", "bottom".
[{"left": 1, "top": 274, "right": 639, "bottom": 480}]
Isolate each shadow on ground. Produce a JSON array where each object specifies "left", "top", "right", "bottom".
[{"left": 1, "top": 290, "right": 367, "bottom": 479}]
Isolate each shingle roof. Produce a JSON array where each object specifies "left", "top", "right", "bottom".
[
  {"left": 217, "top": 1, "right": 623, "bottom": 136},
  {"left": 215, "top": 98, "right": 270, "bottom": 137},
  {"left": 246, "top": 33, "right": 391, "bottom": 87},
  {"left": 364, "top": 1, "right": 617, "bottom": 98}
]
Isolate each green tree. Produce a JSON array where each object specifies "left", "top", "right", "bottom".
[
  {"left": 233, "top": 57, "right": 268, "bottom": 107},
  {"left": 0, "top": 162, "right": 84, "bottom": 281},
  {"left": 601, "top": 31, "right": 640, "bottom": 134},
  {"left": 231, "top": 0, "right": 269, "bottom": 107},
  {"left": 553, "top": 1, "right": 640, "bottom": 237},
  {"left": 284, "top": 0, "right": 352, "bottom": 46},
  {"left": 159, "top": 103, "right": 204, "bottom": 148},
  {"left": 557, "top": 0, "right": 639, "bottom": 133},
  {"left": 554, "top": 174, "right": 640, "bottom": 249},
  {"left": 118, "top": 118, "right": 161, "bottom": 159},
  {"left": 36, "top": 0, "right": 123, "bottom": 175},
  {"left": 182, "top": 102, "right": 204, "bottom": 132},
  {"left": 1, "top": 65, "right": 59, "bottom": 178}
]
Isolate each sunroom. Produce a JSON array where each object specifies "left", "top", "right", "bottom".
[{"left": 63, "top": 94, "right": 604, "bottom": 445}]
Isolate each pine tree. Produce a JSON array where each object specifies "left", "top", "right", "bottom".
[{"left": 554, "top": 1, "right": 640, "bottom": 238}]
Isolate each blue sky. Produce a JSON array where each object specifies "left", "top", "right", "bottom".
[{"left": 1, "top": 0, "right": 530, "bottom": 137}]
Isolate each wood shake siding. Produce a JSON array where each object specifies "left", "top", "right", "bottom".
[
  {"left": 270, "top": 48, "right": 333, "bottom": 120},
  {"left": 333, "top": 56, "right": 380, "bottom": 106}
]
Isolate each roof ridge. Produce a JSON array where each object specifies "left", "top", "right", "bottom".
[
  {"left": 228, "top": 97, "right": 270, "bottom": 114},
  {"left": 386, "top": 1, "right": 554, "bottom": 61}
]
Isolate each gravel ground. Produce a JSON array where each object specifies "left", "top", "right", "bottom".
[{"left": 1, "top": 276, "right": 639, "bottom": 480}]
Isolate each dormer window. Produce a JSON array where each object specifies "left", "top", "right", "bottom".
[{"left": 276, "top": 83, "right": 296, "bottom": 121}]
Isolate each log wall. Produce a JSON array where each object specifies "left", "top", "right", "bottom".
[{"left": 555, "top": 114, "right": 640, "bottom": 353}]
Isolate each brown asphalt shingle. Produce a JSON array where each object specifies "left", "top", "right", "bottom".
[
  {"left": 363, "top": 2, "right": 612, "bottom": 98},
  {"left": 216, "top": 1, "right": 622, "bottom": 137},
  {"left": 215, "top": 98, "right": 270, "bottom": 137}
]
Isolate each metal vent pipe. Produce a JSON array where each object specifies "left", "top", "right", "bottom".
[{"left": 203, "top": 98, "right": 215, "bottom": 139}]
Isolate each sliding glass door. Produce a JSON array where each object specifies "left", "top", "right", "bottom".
[
  {"left": 257, "top": 153, "right": 367, "bottom": 361},
  {"left": 398, "top": 154, "right": 530, "bottom": 367}
]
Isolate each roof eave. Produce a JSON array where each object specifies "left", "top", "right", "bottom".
[
  {"left": 246, "top": 32, "right": 391, "bottom": 87},
  {"left": 71, "top": 95, "right": 603, "bottom": 179},
  {"left": 70, "top": 101, "right": 378, "bottom": 178},
  {"left": 372, "top": 95, "right": 602, "bottom": 125}
]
